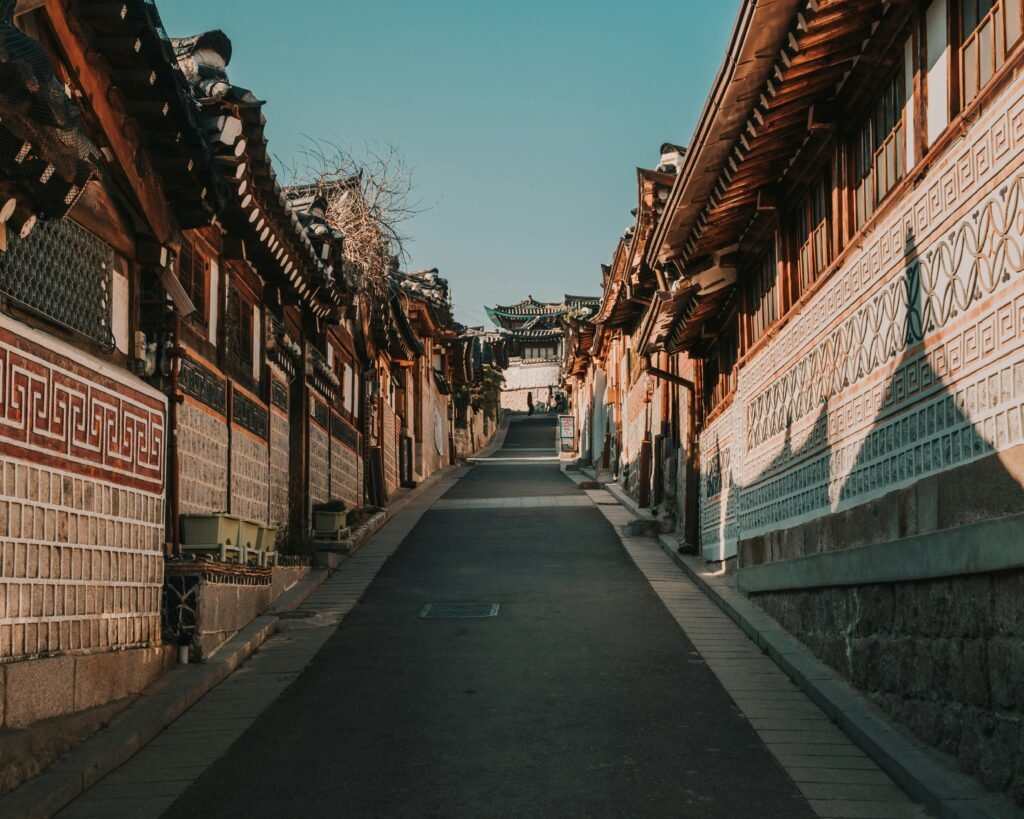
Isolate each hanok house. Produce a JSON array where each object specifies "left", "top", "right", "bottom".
[
  {"left": 390, "top": 268, "right": 458, "bottom": 483},
  {"left": 635, "top": 0, "right": 1024, "bottom": 803},
  {"left": 583, "top": 144, "right": 691, "bottom": 521},
  {"left": 445, "top": 327, "right": 508, "bottom": 456},
  {"left": 487, "top": 295, "right": 595, "bottom": 412},
  {"left": 0, "top": 0, "right": 224, "bottom": 753},
  {"left": 161, "top": 32, "right": 350, "bottom": 654}
]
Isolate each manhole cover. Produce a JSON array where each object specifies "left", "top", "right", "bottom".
[{"left": 419, "top": 602, "right": 499, "bottom": 619}]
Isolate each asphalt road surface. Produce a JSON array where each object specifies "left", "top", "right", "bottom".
[{"left": 162, "top": 415, "right": 815, "bottom": 818}]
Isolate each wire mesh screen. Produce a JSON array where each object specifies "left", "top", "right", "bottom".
[{"left": 0, "top": 219, "right": 114, "bottom": 347}]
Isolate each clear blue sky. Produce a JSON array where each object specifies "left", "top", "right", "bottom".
[{"left": 160, "top": 2, "right": 738, "bottom": 327}]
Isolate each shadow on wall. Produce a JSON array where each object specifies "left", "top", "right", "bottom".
[{"left": 719, "top": 227, "right": 1024, "bottom": 801}]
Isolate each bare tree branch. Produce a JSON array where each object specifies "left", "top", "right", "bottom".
[{"left": 280, "top": 139, "right": 429, "bottom": 301}]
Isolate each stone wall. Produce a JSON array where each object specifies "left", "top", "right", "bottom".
[
  {"left": 309, "top": 416, "right": 330, "bottom": 508},
  {"left": 268, "top": 406, "right": 289, "bottom": 533},
  {"left": 382, "top": 400, "right": 399, "bottom": 497},
  {"left": 178, "top": 400, "right": 228, "bottom": 515},
  {"left": 500, "top": 359, "right": 561, "bottom": 411},
  {"left": 230, "top": 429, "right": 269, "bottom": 526},
  {"left": 330, "top": 413, "right": 360, "bottom": 509},
  {"left": 755, "top": 572, "right": 1024, "bottom": 804},
  {"left": 0, "top": 314, "right": 168, "bottom": 726}
]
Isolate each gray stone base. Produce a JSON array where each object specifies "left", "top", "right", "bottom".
[
  {"left": 0, "top": 644, "right": 173, "bottom": 731},
  {"left": 753, "top": 570, "right": 1024, "bottom": 806}
]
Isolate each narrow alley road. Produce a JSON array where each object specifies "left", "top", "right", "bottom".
[{"left": 158, "top": 415, "right": 815, "bottom": 818}]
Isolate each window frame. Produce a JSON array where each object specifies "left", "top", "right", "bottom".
[
  {"left": 851, "top": 66, "right": 906, "bottom": 230},
  {"left": 744, "top": 240, "right": 781, "bottom": 349},
  {"left": 178, "top": 235, "right": 210, "bottom": 327},
  {"left": 957, "top": 0, "right": 1024, "bottom": 109},
  {"left": 789, "top": 168, "right": 833, "bottom": 300}
]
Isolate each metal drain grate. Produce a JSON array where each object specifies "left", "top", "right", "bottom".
[{"left": 419, "top": 602, "right": 499, "bottom": 619}]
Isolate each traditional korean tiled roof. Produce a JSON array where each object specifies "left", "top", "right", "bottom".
[
  {"left": 171, "top": 31, "right": 343, "bottom": 317},
  {"left": 504, "top": 326, "right": 562, "bottom": 340},
  {"left": 0, "top": 0, "right": 97, "bottom": 230},
  {"left": 76, "top": 1, "right": 228, "bottom": 228}
]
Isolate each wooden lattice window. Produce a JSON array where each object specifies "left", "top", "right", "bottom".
[
  {"left": 793, "top": 171, "right": 832, "bottom": 295},
  {"left": 746, "top": 243, "right": 779, "bottom": 347},
  {"left": 226, "top": 286, "right": 253, "bottom": 371},
  {"left": 853, "top": 68, "right": 905, "bottom": 229},
  {"left": 960, "top": 0, "right": 1024, "bottom": 106},
  {"left": 702, "top": 322, "right": 738, "bottom": 417},
  {"left": 178, "top": 237, "right": 208, "bottom": 322}
]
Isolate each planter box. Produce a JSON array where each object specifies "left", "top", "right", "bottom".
[
  {"left": 237, "top": 519, "right": 260, "bottom": 551},
  {"left": 313, "top": 510, "right": 348, "bottom": 535},
  {"left": 180, "top": 514, "right": 241, "bottom": 547},
  {"left": 255, "top": 525, "right": 277, "bottom": 551}
]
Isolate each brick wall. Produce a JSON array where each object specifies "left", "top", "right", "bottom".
[
  {"left": 178, "top": 401, "right": 228, "bottom": 515},
  {"left": 229, "top": 430, "right": 269, "bottom": 526},
  {"left": 0, "top": 313, "right": 166, "bottom": 675},
  {"left": 309, "top": 419, "right": 330, "bottom": 508},
  {"left": 268, "top": 407, "right": 289, "bottom": 532},
  {"left": 330, "top": 436, "right": 360, "bottom": 508},
  {"left": 500, "top": 360, "right": 561, "bottom": 411},
  {"left": 382, "top": 400, "right": 399, "bottom": 497}
]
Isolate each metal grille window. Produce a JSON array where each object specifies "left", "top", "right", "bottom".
[
  {"left": 793, "top": 170, "right": 832, "bottom": 295},
  {"left": 961, "top": 1, "right": 1023, "bottom": 105},
  {"left": 853, "top": 67, "right": 905, "bottom": 229},
  {"left": 746, "top": 243, "right": 779, "bottom": 346},
  {"left": 0, "top": 219, "right": 113, "bottom": 347}
]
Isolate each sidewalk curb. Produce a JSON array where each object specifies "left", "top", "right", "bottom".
[
  {"left": 1, "top": 457, "right": 475, "bottom": 819},
  {"left": 656, "top": 536, "right": 1018, "bottom": 819},
  {"left": 0, "top": 615, "right": 277, "bottom": 819}
]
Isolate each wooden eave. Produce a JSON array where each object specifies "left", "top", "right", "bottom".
[
  {"left": 211, "top": 99, "right": 338, "bottom": 319},
  {"left": 654, "top": 0, "right": 897, "bottom": 268},
  {"left": 70, "top": 0, "right": 227, "bottom": 233}
]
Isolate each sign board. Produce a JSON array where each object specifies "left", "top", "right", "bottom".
[{"left": 559, "top": 414, "right": 575, "bottom": 439}]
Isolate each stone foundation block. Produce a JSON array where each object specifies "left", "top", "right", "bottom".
[
  {"left": 5, "top": 655, "right": 75, "bottom": 727},
  {"left": 73, "top": 646, "right": 173, "bottom": 712}
]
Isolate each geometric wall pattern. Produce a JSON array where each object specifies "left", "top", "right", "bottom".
[{"left": 701, "top": 69, "right": 1024, "bottom": 560}]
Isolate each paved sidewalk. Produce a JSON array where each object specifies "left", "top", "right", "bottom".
[{"left": 592, "top": 498, "right": 928, "bottom": 819}]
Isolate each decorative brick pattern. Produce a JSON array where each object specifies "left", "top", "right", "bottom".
[
  {"left": 0, "top": 325, "right": 165, "bottom": 493},
  {"left": 700, "top": 69, "right": 1024, "bottom": 555},
  {"left": 230, "top": 427, "right": 269, "bottom": 526},
  {"left": 178, "top": 401, "right": 228, "bottom": 515},
  {"left": 232, "top": 388, "right": 269, "bottom": 441},
  {"left": 0, "top": 318, "right": 166, "bottom": 663}
]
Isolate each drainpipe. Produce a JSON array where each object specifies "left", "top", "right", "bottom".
[{"left": 168, "top": 312, "right": 182, "bottom": 558}]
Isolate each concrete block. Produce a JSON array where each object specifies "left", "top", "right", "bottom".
[
  {"left": 73, "top": 647, "right": 169, "bottom": 712},
  {"left": 5, "top": 655, "right": 75, "bottom": 727}
]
